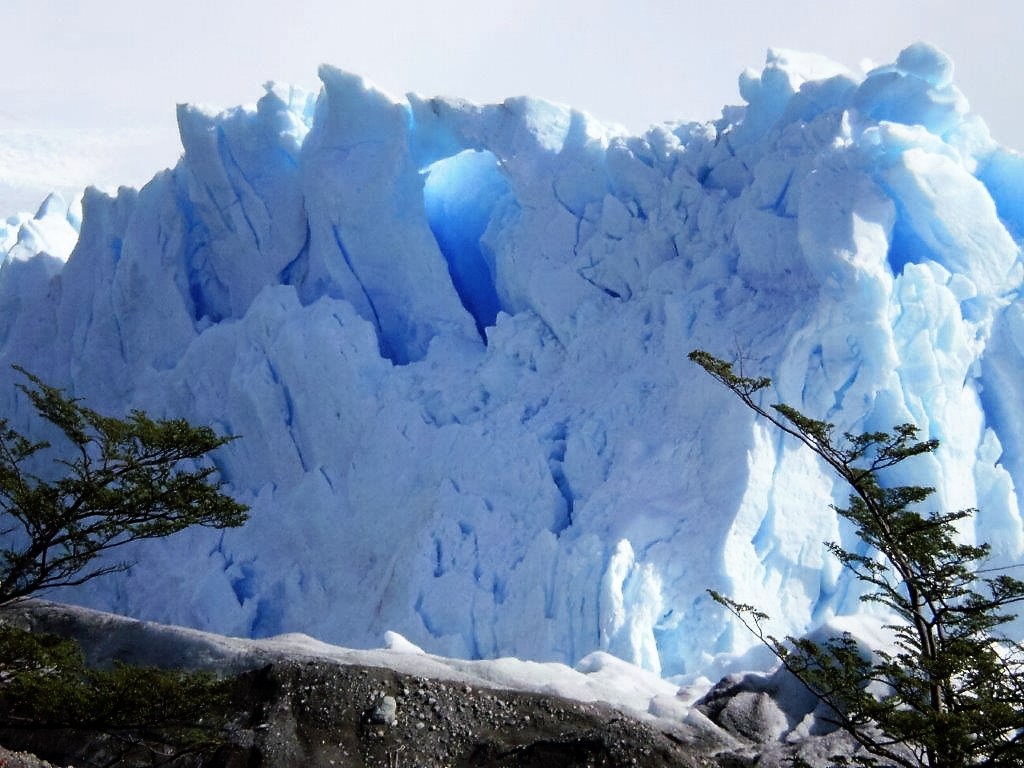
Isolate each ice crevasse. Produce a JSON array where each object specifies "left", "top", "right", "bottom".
[{"left": 2, "top": 42, "right": 1024, "bottom": 681}]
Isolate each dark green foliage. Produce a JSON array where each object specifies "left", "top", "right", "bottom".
[
  {"left": 691, "top": 350, "right": 1024, "bottom": 768},
  {"left": 0, "top": 624, "right": 229, "bottom": 754},
  {"left": 0, "top": 366, "right": 248, "bottom": 605}
]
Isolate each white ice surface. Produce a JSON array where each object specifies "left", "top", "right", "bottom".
[{"left": 2, "top": 44, "right": 1023, "bottom": 685}]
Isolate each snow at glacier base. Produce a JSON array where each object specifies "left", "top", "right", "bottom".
[{"left": 3, "top": 42, "right": 1024, "bottom": 684}]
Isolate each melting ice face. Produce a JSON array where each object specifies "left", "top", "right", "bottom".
[{"left": 2, "top": 43, "right": 1023, "bottom": 682}]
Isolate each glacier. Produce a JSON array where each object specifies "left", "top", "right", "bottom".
[{"left": 2, "top": 42, "right": 1024, "bottom": 682}]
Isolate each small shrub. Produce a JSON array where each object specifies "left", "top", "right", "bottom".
[{"left": 0, "top": 625, "right": 231, "bottom": 754}]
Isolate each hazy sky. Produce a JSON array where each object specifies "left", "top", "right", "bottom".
[{"left": 2, "top": 0, "right": 1022, "bottom": 213}]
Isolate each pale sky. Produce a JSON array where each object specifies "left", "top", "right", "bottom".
[{"left": 2, "top": 0, "right": 1022, "bottom": 214}]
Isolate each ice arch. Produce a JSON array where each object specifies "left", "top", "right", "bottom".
[{"left": 422, "top": 149, "right": 510, "bottom": 339}]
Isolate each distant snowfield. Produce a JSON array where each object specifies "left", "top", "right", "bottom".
[{"left": 0, "top": 119, "right": 179, "bottom": 216}]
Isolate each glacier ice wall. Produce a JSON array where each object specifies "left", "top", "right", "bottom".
[{"left": 3, "top": 44, "right": 1023, "bottom": 679}]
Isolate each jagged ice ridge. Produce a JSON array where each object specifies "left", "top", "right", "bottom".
[{"left": 3, "top": 43, "right": 1024, "bottom": 682}]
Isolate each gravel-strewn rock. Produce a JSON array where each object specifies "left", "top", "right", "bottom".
[
  {"left": 0, "top": 600, "right": 865, "bottom": 767},
  {"left": 0, "top": 745, "right": 66, "bottom": 768},
  {"left": 0, "top": 657, "right": 723, "bottom": 767}
]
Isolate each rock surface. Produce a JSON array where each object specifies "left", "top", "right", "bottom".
[
  {"left": 0, "top": 600, "right": 865, "bottom": 767},
  {"left": 2, "top": 659, "right": 706, "bottom": 767},
  {"left": 0, "top": 747, "right": 64, "bottom": 768}
]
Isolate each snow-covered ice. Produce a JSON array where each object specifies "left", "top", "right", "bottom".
[{"left": 2, "top": 42, "right": 1023, "bottom": 684}]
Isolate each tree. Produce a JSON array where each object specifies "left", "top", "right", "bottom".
[
  {"left": 690, "top": 349, "right": 1024, "bottom": 768},
  {"left": 0, "top": 624, "right": 232, "bottom": 762},
  {"left": 0, "top": 366, "right": 248, "bottom": 605}
]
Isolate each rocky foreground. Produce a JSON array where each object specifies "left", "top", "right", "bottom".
[{"left": 0, "top": 601, "right": 857, "bottom": 767}]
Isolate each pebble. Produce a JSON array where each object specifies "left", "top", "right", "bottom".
[{"left": 370, "top": 695, "right": 398, "bottom": 726}]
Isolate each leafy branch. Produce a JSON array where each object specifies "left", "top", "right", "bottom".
[
  {"left": 0, "top": 366, "right": 248, "bottom": 605},
  {"left": 691, "top": 349, "right": 1024, "bottom": 768}
]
